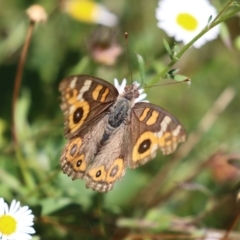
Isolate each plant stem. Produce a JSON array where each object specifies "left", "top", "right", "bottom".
[
  {"left": 12, "top": 20, "right": 35, "bottom": 145},
  {"left": 11, "top": 20, "right": 36, "bottom": 189},
  {"left": 212, "top": 0, "right": 234, "bottom": 23}
]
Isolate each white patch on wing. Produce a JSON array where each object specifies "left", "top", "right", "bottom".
[
  {"left": 172, "top": 125, "right": 181, "bottom": 137},
  {"left": 160, "top": 116, "right": 171, "bottom": 132},
  {"left": 77, "top": 80, "right": 92, "bottom": 101},
  {"left": 69, "top": 105, "right": 75, "bottom": 113},
  {"left": 70, "top": 77, "right": 78, "bottom": 88},
  {"left": 151, "top": 144, "right": 158, "bottom": 154}
]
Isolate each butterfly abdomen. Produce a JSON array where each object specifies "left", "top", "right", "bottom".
[
  {"left": 97, "top": 97, "right": 130, "bottom": 151},
  {"left": 108, "top": 97, "right": 130, "bottom": 128}
]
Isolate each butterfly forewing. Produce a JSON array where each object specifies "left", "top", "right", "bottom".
[
  {"left": 59, "top": 75, "right": 119, "bottom": 138},
  {"left": 128, "top": 102, "right": 186, "bottom": 168}
]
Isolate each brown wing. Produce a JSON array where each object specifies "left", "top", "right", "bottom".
[
  {"left": 128, "top": 102, "right": 186, "bottom": 168},
  {"left": 83, "top": 123, "right": 129, "bottom": 192},
  {"left": 59, "top": 75, "right": 118, "bottom": 139}
]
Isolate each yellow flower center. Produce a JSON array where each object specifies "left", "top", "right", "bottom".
[
  {"left": 0, "top": 215, "right": 17, "bottom": 235},
  {"left": 65, "top": 0, "right": 97, "bottom": 23},
  {"left": 176, "top": 13, "right": 198, "bottom": 31}
]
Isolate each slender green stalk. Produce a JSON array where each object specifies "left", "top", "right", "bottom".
[
  {"left": 12, "top": 21, "right": 35, "bottom": 145},
  {"left": 11, "top": 20, "right": 36, "bottom": 190},
  {"left": 12, "top": 4, "right": 47, "bottom": 189}
]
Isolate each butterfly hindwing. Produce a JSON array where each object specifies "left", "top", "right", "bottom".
[
  {"left": 60, "top": 115, "right": 109, "bottom": 181},
  {"left": 61, "top": 115, "right": 129, "bottom": 192},
  {"left": 83, "top": 123, "right": 129, "bottom": 192}
]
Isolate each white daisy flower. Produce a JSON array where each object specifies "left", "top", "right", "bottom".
[
  {"left": 114, "top": 79, "right": 148, "bottom": 103},
  {"left": 0, "top": 198, "right": 35, "bottom": 240},
  {"left": 156, "top": 0, "right": 220, "bottom": 48}
]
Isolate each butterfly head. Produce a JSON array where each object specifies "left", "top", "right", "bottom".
[
  {"left": 123, "top": 83, "right": 140, "bottom": 101},
  {"left": 114, "top": 78, "right": 148, "bottom": 103}
]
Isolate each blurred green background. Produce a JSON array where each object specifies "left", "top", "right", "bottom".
[{"left": 1, "top": 0, "right": 240, "bottom": 239}]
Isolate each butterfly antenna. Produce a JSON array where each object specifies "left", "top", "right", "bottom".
[
  {"left": 125, "top": 32, "right": 133, "bottom": 84},
  {"left": 144, "top": 78, "right": 191, "bottom": 89}
]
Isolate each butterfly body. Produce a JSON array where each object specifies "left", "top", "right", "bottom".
[{"left": 59, "top": 75, "right": 186, "bottom": 192}]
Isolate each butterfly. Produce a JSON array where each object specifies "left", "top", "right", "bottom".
[{"left": 59, "top": 75, "right": 186, "bottom": 192}]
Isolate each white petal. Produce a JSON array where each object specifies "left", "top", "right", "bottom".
[
  {"left": 114, "top": 78, "right": 127, "bottom": 94},
  {"left": 136, "top": 93, "right": 147, "bottom": 102},
  {"left": 4, "top": 202, "right": 9, "bottom": 214},
  {"left": 14, "top": 206, "right": 31, "bottom": 218},
  {"left": 0, "top": 198, "right": 4, "bottom": 216},
  {"left": 17, "top": 226, "right": 36, "bottom": 234},
  {"left": 133, "top": 81, "right": 140, "bottom": 88},
  {"left": 121, "top": 79, "right": 127, "bottom": 88},
  {"left": 94, "top": 5, "right": 118, "bottom": 27},
  {"left": 9, "top": 200, "right": 20, "bottom": 215},
  {"left": 17, "top": 218, "right": 35, "bottom": 227},
  {"left": 10, "top": 232, "right": 33, "bottom": 240},
  {"left": 1, "top": 235, "right": 8, "bottom": 240},
  {"left": 114, "top": 78, "right": 120, "bottom": 88}
]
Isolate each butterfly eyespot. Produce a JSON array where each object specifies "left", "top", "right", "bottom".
[
  {"left": 138, "top": 139, "right": 151, "bottom": 153},
  {"left": 70, "top": 144, "right": 77, "bottom": 156},
  {"left": 73, "top": 107, "right": 83, "bottom": 124},
  {"left": 76, "top": 160, "right": 82, "bottom": 167},
  {"left": 73, "top": 154, "right": 86, "bottom": 171},
  {"left": 68, "top": 101, "right": 90, "bottom": 133},
  {"left": 110, "top": 165, "right": 118, "bottom": 177},
  {"left": 105, "top": 158, "right": 124, "bottom": 182},
  {"left": 96, "top": 170, "right": 101, "bottom": 177},
  {"left": 65, "top": 137, "right": 82, "bottom": 160}
]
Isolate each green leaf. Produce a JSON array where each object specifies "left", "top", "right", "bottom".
[
  {"left": 220, "top": 22, "right": 232, "bottom": 48},
  {"left": 167, "top": 68, "right": 179, "bottom": 79},
  {"left": 172, "top": 43, "right": 179, "bottom": 57},
  {"left": 207, "top": 15, "right": 213, "bottom": 26},
  {"left": 163, "top": 38, "right": 172, "bottom": 57},
  {"left": 171, "top": 74, "right": 189, "bottom": 81},
  {"left": 136, "top": 53, "right": 145, "bottom": 86}
]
